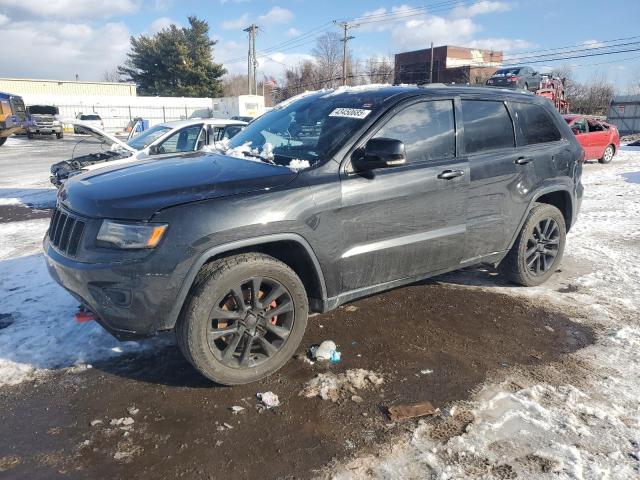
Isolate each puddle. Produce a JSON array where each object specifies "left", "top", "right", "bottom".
[{"left": 622, "top": 171, "right": 640, "bottom": 184}]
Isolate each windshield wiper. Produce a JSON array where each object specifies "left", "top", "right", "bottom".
[{"left": 239, "top": 150, "right": 275, "bottom": 164}]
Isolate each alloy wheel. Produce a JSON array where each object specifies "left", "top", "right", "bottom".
[
  {"left": 525, "top": 218, "right": 560, "bottom": 275},
  {"left": 207, "top": 277, "right": 294, "bottom": 368},
  {"left": 604, "top": 146, "right": 614, "bottom": 162}
]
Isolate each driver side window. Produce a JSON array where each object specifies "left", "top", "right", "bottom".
[
  {"left": 158, "top": 125, "right": 204, "bottom": 154},
  {"left": 373, "top": 100, "right": 455, "bottom": 164}
]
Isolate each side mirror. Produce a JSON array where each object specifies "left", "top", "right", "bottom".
[
  {"left": 352, "top": 137, "right": 406, "bottom": 172},
  {"left": 148, "top": 145, "right": 161, "bottom": 155}
]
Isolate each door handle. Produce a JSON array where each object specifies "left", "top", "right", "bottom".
[
  {"left": 437, "top": 169, "right": 465, "bottom": 180},
  {"left": 515, "top": 157, "right": 533, "bottom": 165}
]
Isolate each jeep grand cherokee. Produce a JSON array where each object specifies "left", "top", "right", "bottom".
[{"left": 44, "top": 85, "right": 583, "bottom": 385}]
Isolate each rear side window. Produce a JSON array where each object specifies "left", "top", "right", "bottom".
[
  {"left": 373, "top": 100, "right": 455, "bottom": 163},
  {"left": 461, "top": 100, "right": 514, "bottom": 154},
  {"left": 512, "top": 102, "right": 562, "bottom": 145}
]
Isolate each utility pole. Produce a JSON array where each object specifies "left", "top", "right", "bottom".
[
  {"left": 428, "top": 42, "right": 434, "bottom": 84},
  {"left": 244, "top": 24, "right": 259, "bottom": 95},
  {"left": 334, "top": 21, "right": 356, "bottom": 86}
]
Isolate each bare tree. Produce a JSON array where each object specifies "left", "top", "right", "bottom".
[
  {"left": 102, "top": 67, "right": 122, "bottom": 83},
  {"left": 363, "top": 56, "right": 394, "bottom": 85},
  {"left": 555, "top": 68, "right": 614, "bottom": 116},
  {"left": 312, "top": 32, "right": 345, "bottom": 87},
  {"left": 222, "top": 74, "right": 249, "bottom": 96}
]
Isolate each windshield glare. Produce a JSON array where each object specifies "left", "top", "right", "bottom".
[
  {"left": 127, "top": 125, "right": 171, "bottom": 150},
  {"left": 225, "top": 92, "right": 386, "bottom": 167}
]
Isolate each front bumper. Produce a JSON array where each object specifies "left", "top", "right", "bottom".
[
  {"left": 28, "top": 125, "right": 62, "bottom": 134},
  {"left": 43, "top": 235, "right": 183, "bottom": 340}
]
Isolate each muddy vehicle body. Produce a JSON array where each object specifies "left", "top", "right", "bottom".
[
  {"left": 0, "top": 91, "right": 26, "bottom": 146},
  {"left": 44, "top": 85, "right": 584, "bottom": 385},
  {"left": 26, "top": 105, "right": 64, "bottom": 139}
]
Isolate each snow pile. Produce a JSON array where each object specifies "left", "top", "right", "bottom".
[
  {"left": 332, "top": 146, "right": 640, "bottom": 478},
  {"left": 0, "top": 219, "right": 50, "bottom": 259},
  {"left": 320, "top": 83, "right": 397, "bottom": 98},
  {"left": 288, "top": 159, "right": 311, "bottom": 170},
  {"left": 274, "top": 89, "right": 329, "bottom": 110},
  {"left": 0, "top": 187, "right": 57, "bottom": 209},
  {"left": 0, "top": 222, "right": 171, "bottom": 386},
  {"left": 300, "top": 369, "right": 384, "bottom": 402}
]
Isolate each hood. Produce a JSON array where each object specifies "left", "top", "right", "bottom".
[
  {"left": 63, "top": 119, "right": 136, "bottom": 153},
  {"left": 59, "top": 152, "right": 299, "bottom": 220}
]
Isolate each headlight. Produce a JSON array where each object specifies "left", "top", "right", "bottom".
[
  {"left": 52, "top": 120, "right": 61, "bottom": 126},
  {"left": 97, "top": 221, "right": 168, "bottom": 249}
]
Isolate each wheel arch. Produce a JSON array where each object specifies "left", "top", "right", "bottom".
[
  {"left": 534, "top": 189, "right": 573, "bottom": 232},
  {"left": 168, "top": 234, "right": 328, "bottom": 329},
  {"left": 506, "top": 187, "right": 574, "bottom": 254}
]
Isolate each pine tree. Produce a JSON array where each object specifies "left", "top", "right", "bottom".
[{"left": 118, "top": 16, "right": 226, "bottom": 97}]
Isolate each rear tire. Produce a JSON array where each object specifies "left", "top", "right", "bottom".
[
  {"left": 499, "top": 203, "right": 566, "bottom": 286},
  {"left": 599, "top": 144, "right": 615, "bottom": 164},
  {"left": 27, "top": 132, "right": 34, "bottom": 139},
  {"left": 176, "top": 253, "right": 308, "bottom": 385},
  {"left": 0, "top": 137, "right": 6, "bottom": 147}
]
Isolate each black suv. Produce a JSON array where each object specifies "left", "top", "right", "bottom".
[{"left": 44, "top": 86, "right": 583, "bottom": 385}]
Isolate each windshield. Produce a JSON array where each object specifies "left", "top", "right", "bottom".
[
  {"left": 28, "top": 105, "right": 58, "bottom": 115},
  {"left": 127, "top": 125, "right": 172, "bottom": 150},
  {"left": 494, "top": 68, "right": 521, "bottom": 76},
  {"left": 225, "top": 91, "right": 388, "bottom": 167}
]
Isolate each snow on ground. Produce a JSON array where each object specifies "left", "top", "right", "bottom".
[
  {"left": 333, "top": 147, "right": 640, "bottom": 479},
  {"left": 0, "top": 200, "right": 170, "bottom": 387}
]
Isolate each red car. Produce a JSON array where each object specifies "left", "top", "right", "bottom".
[{"left": 563, "top": 114, "right": 620, "bottom": 164}]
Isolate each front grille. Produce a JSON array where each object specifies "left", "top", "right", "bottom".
[{"left": 48, "top": 208, "right": 86, "bottom": 256}]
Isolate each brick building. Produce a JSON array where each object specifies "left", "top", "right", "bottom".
[{"left": 394, "top": 45, "right": 503, "bottom": 85}]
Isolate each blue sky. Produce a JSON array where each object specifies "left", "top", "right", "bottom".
[{"left": 0, "top": 0, "right": 638, "bottom": 91}]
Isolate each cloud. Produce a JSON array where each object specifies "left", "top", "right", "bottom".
[
  {"left": 468, "top": 38, "right": 535, "bottom": 52},
  {"left": 258, "top": 6, "right": 293, "bottom": 25},
  {"left": 149, "top": 16, "right": 177, "bottom": 33},
  {"left": 215, "top": 36, "right": 312, "bottom": 80},
  {"left": 0, "top": 0, "right": 141, "bottom": 18},
  {"left": 0, "top": 19, "right": 131, "bottom": 80},
  {"left": 450, "top": 1, "right": 510, "bottom": 18},
  {"left": 221, "top": 13, "right": 249, "bottom": 30},
  {"left": 0, "top": 13, "right": 8, "bottom": 26},
  {"left": 285, "top": 27, "right": 301, "bottom": 38},
  {"left": 582, "top": 39, "right": 605, "bottom": 49},
  {"left": 354, "top": 3, "right": 531, "bottom": 55}
]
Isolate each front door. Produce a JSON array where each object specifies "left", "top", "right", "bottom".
[{"left": 337, "top": 98, "right": 469, "bottom": 292}]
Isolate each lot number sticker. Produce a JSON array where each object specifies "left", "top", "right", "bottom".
[{"left": 328, "top": 108, "right": 372, "bottom": 119}]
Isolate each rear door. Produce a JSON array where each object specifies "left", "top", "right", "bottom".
[
  {"left": 510, "top": 100, "right": 569, "bottom": 219},
  {"left": 460, "top": 99, "right": 523, "bottom": 260},
  {"left": 338, "top": 97, "right": 469, "bottom": 291}
]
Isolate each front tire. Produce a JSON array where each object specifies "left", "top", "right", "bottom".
[
  {"left": 56, "top": 132, "right": 63, "bottom": 139},
  {"left": 177, "top": 253, "right": 308, "bottom": 385},
  {"left": 0, "top": 137, "right": 6, "bottom": 147},
  {"left": 499, "top": 203, "right": 566, "bottom": 286},
  {"left": 599, "top": 144, "right": 615, "bottom": 164},
  {"left": 27, "top": 132, "right": 34, "bottom": 139}
]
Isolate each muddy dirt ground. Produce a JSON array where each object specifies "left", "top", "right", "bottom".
[{"left": 0, "top": 283, "right": 594, "bottom": 479}]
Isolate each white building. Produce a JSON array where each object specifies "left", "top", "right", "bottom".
[{"left": 0, "top": 77, "right": 266, "bottom": 132}]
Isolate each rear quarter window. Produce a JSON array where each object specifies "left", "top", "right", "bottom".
[
  {"left": 511, "top": 102, "right": 562, "bottom": 145},
  {"left": 461, "top": 100, "right": 515, "bottom": 154}
]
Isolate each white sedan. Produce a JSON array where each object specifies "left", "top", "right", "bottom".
[{"left": 51, "top": 118, "right": 246, "bottom": 187}]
